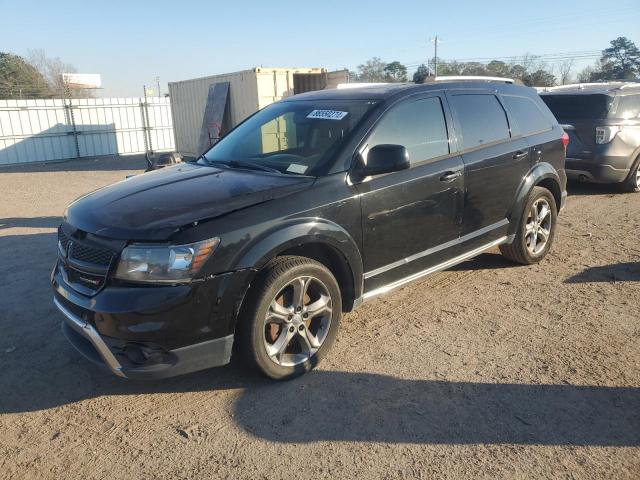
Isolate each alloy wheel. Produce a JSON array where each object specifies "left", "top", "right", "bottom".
[
  {"left": 263, "top": 276, "right": 332, "bottom": 367},
  {"left": 525, "top": 198, "right": 552, "bottom": 255}
]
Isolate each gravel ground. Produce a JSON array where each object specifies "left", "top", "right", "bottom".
[{"left": 0, "top": 156, "right": 639, "bottom": 479}]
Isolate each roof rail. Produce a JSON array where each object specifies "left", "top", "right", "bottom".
[
  {"left": 336, "top": 82, "right": 390, "bottom": 89},
  {"left": 539, "top": 82, "right": 636, "bottom": 92},
  {"left": 433, "top": 75, "right": 515, "bottom": 84}
]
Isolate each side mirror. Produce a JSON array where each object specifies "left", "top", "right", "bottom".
[{"left": 354, "top": 144, "right": 410, "bottom": 178}]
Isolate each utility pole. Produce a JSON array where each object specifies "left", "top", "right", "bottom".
[
  {"left": 155, "top": 76, "right": 161, "bottom": 98},
  {"left": 430, "top": 35, "right": 439, "bottom": 78}
]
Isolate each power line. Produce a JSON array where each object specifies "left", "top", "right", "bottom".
[
  {"left": 438, "top": 4, "right": 639, "bottom": 44},
  {"left": 402, "top": 50, "right": 605, "bottom": 70},
  {"left": 382, "top": 5, "right": 639, "bottom": 61}
]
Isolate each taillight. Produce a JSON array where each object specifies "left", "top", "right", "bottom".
[
  {"left": 561, "top": 131, "right": 569, "bottom": 150},
  {"left": 595, "top": 126, "right": 621, "bottom": 145}
]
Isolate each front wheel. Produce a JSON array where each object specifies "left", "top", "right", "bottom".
[
  {"left": 500, "top": 186, "right": 557, "bottom": 265},
  {"left": 236, "top": 256, "right": 342, "bottom": 380}
]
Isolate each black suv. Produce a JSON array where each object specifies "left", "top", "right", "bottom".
[
  {"left": 52, "top": 79, "right": 567, "bottom": 380},
  {"left": 540, "top": 82, "right": 640, "bottom": 192}
]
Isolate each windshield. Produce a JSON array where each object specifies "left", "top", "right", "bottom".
[
  {"left": 541, "top": 94, "right": 614, "bottom": 120},
  {"left": 201, "top": 99, "right": 377, "bottom": 175}
]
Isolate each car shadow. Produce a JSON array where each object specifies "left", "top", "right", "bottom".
[
  {"left": 1, "top": 357, "right": 638, "bottom": 447},
  {"left": 565, "top": 262, "right": 640, "bottom": 283},
  {"left": 232, "top": 370, "right": 640, "bottom": 446},
  {"left": 0, "top": 216, "right": 61, "bottom": 230},
  {"left": 566, "top": 181, "right": 623, "bottom": 196},
  {"left": 0, "top": 154, "right": 148, "bottom": 173}
]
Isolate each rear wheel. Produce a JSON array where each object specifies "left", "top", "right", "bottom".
[
  {"left": 500, "top": 186, "right": 557, "bottom": 265},
  {"left": 237, "top": 256, "right": 342, "bottom": 380},
  {"left": 620, "top": 160, "right": 640, "bottom": 193}
]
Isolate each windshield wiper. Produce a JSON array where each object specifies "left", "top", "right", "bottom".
[
  {"left": 198, "top": 156, "right": 232, "bottom": 169},
  {"left": 198, "top": 156, "right": 281, "bottom": 174},
  {"left": 227, "top": 160, "right": 281, "bottom": 174}
]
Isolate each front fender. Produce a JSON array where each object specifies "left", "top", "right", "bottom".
[
  {"left": 508, "top": 162, "right": 562, "bottom": 237},
  {"left": 229, "top": 218, "right": 364, "bottom": 300}
]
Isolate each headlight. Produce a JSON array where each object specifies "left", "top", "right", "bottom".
[
  {"left": 595, "top": 126, "right": 621, "bottom": 145},
  {"left": 115, "top": 237, "right": 220, "bottom": 283}
]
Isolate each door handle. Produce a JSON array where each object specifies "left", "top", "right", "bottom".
[
  {"left": 440, "top": 171, "right": 462, "bottom": 182},
  {"left": 513, "top": 151, "right": 529, "bottom": 160}
]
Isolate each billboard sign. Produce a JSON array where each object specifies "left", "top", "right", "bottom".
[{"left": 62, "top": 73, "right": 102, "bottom": 89}]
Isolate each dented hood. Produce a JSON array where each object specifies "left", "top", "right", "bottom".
[{"left": 64, "top": 162, "right": 314, "bottom": 240}]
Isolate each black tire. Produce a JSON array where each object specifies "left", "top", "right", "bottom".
[
  {"left": 500, "top": 186, "right": 557, "bottom": 265},
  {"left": 236, "top": 256, "right": 342, "bottom": 380},
  {"left": 620, "top": 159, "right": 640, "bottom": 193}
]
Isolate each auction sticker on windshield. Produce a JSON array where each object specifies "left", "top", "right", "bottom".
[
  {"left": 286, "top": 163, "right": 308, "bottom": 174},
  {"left": 307, "top": 110, "right": 349, "bottom": 120}
]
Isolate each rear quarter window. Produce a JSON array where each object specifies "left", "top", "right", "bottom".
[
  {"left": 612, "top": 95, "right": 640, "bottom": 119},
  {"left": 449, "top": 94, "right": 510, "bottom": 150},
  {"left": 502, "top": 95, "right": 553, "bottom": 135}
]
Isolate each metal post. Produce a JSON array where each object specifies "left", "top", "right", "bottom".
[
  {"left": 65, "top": 83, "right": 80, "bottom": 158},
  {"left": 141, "top": 86, "right": 149, "bottom": 154},
  {"left": 142, "top": 85, "right": 153, "bottom": 154}
]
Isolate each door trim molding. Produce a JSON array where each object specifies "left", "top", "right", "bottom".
[
  {"left": 364, "top": 218, "right": 509, "bottom": 279},
  {"left": 361, "top": 235, "right": 509, "bottom": 301}
]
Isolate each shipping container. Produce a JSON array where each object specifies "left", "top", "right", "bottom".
[{"left": 168, "top": 67, "right": 347, "bottom": 157}]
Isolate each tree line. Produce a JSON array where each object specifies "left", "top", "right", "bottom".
[
  {"left": 0, "top": 49, "right": 90, "bottom": 99},
  {"left": 349, "top": 37, "right": 640, "bottom": 87}
]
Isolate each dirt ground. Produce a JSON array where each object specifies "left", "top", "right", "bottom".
[{"left": 0, "top": 155, "right": 638, "bottom": 480}]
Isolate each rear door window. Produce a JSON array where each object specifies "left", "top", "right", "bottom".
[
  {"left": 449, "top": 94, "right": 511, "bottom": 150},
  {"left": 502, "top": 95, "right": 553, "bottom": 135},
  {"left": 367, "top": 97, "right": 450, "bottom": 165}
]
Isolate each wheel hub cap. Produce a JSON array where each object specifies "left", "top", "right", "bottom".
[
  {"left": 263, "top": 275, "right": 332, "bottom": 367},
  {"left": 525, "top": 198, "right": 552, "bottom": 255}
]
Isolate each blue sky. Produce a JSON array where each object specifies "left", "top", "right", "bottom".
[{"left": 1, "top": 0, "right": 639, "bottom": 96}]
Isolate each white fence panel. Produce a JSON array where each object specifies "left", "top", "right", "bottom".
[{"left": 0, "top": 97, "right": 174, "bottom": 165}]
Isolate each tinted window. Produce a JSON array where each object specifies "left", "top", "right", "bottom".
[
  {"left": 502, "top": 95, "right": 553, "bottom": 135},
  {"left": 541, "top": 94, "right": 613, "bottom": 120},
  {"left": 368, "top": 97, "right": 449, "bottom": 164},
  {"left": 612, "top": 95, "right": 640, "bottom": 119},
  {"left": 450, "top": 94, "right": 510, "bottom": 150}
]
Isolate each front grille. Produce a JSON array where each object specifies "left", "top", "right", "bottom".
[
  {"left": 57, "top": 225, "right": 119, "bottom": 295},
  {"left": 58, "top": 227, "right": 71, "bottom": 252},
  {"left": 69, "top": 242, "right": 114, "bottom": 267}
]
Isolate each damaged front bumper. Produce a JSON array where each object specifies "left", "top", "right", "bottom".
[{"left": 52, "top": 263, "right": 252, "bottom": 379}]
